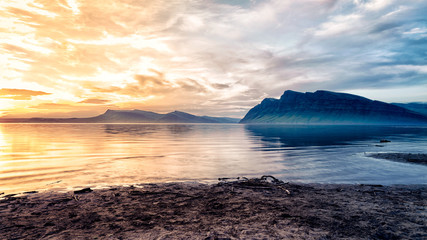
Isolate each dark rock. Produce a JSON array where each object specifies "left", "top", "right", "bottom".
[
  {"left": 368, "top": 153, "right": 427, "bottom": 165},
  {"left": 24, "top": 191, "right": 38, "bottom": 194},
  {"left": 205, "top": 232, "right": 232, "bottom": 240},
  {"left": 44, "top": 222, "right": 55, "bottom": 227},
  {"left": 380, "top": 139, "right": 391, "bottom": 143},
  {"left": 74, "top": 188, "right": 93, "bottom": 194},
  {"left": 3, "top": 194, "right": 17, "bottom": 198}
]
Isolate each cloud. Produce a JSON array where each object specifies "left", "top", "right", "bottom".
[
  {"left": 211, "top": 83, "right": 230, "bottom": 89},
  {"left": 79, "top": 98, "right": 111, "bottom": 104},
  {"left": 134, "top": 70, "right": 165, "bottom": 87},
  {"left": 29, "top": 103, "right": 74, "bottom": 109},
  {"left": 0, "top": 88, "right": 51, "bottom": 100},
  {"left": 92, "top": 72, "right": 209, "bottom": 97}
]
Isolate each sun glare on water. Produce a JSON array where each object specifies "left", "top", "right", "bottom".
[{"left": 0, "top": 126, "right": 8, "bottom": 169}]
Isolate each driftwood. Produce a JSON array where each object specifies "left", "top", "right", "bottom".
[
  {"left": 23, "top": 191, "right": 38, "bottom": 194},
  {"left": 46, "top": 180, "right": 62, "bottom": 186},
  {"left": 218, "top": 175, "right": 291, "bottom": 195},
  {"left": 2, "top": 194, "right": 17, "bottom": 198},
  {"left": 73, "top": 195, "right": 79, "bottom": 201}
]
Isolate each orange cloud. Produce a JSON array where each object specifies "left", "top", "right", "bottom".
[
  {"left": 0, "top": 88, "right": 51, "bottom": 100},
  {"left": 134, "top": 74, "right": 164, "bottom": 87},
  {"left": 79, "top": 98, "right": 111, "bottom": 104},
  {"left": 29, "top": 103, "right": 74, "bottom": 109}
]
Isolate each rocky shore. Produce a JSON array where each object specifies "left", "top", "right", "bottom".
[
  {"left": 367, "top": 153, "right": 427, "bottom": 166},
  {"left": 1, "top": 176, "right": 426, "bottom": 239}
]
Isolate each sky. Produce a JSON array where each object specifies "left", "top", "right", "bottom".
[{"left": 1, "top": 0, "right": 427, "bottom": 118}]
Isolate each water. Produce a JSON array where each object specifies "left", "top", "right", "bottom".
[{"left": 0, "top": 123, "right": 426, "bottom": 194}]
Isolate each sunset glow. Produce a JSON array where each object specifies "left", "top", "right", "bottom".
[{"left": 1, "top": 0, "right": 427, "bottom": 118}]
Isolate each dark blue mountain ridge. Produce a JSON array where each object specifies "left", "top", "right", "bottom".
[
  {"left": 240, "top": 90, "right": 427, "bottom": 124},
  {"left": 392, "top": 103, "right": 427, "bottom": 117}
]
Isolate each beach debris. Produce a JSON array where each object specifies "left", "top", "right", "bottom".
[
  {"left": 218, "top": 175, "right": 291, "bottom": 195},
  {"left": 277, "top": 186, "right": 291, "bottom": 195},
  {"left": 380, "top": 139, "right": 391, "bottom": 143},
  {"left": 73, "top": 195, "right": 79, "bottom": 201},
  {"left": 205, "top": 232, "right": 231, "bottom": 240},
  {"left": 3, "top": 194, "right": 17, "bottom": 198},
  {"left": 24, "top": 191, "right": 38, "bottom": 194},
  {"left": 218, "top": 177, "right": 248, "bottom": 183},
  {"left": 46, "top": 180, "right": 62, "bottom": 185},
  {"left": 260, "top": 175, "right": 283, "bottom": 184},
  {"left": 74, "top": 188, "right": 93, "bottom": 194},
  {"left": 218, "top": 177, "right": 236, "bottom": 181}
]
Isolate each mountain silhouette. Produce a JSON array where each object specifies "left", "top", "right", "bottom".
[{"left": 240, "top": 90, "right": 427, "bottom": 124}]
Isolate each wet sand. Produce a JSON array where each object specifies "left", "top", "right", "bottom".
[{"left": 0, "top": 176, "right": 426, "bottom": 239}]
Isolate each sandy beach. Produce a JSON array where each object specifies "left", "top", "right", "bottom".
[{"left": 0, "top": 176, "right": 426, "bottom": 239}]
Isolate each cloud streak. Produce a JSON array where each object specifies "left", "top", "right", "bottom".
[{"left": 0, "top": 88, "right": 50, "bottom": 100}]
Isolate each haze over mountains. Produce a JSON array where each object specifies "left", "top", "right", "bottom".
[
  {"left": 240, "top": 90, "right": 427, "bottom": 124},
  {"left": 0, "top": 110, "right": 240, "bottom": 123},
  {"left": 392, "top": 103, "right": 427, "bottom": 118}
]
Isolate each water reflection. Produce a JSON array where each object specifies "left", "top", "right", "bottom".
[
  {"left": 244, "top": 124, "right": 427, "bottom": 185},
  {"left": 244, "top": 125, "right": 427, "bottom": 147},
  {"left": 0, "top": 124, "right": 281, "bottom": 194},
  {"left": 0, "top": 124, "right": 426, "bottom": 194},
  {"left": 103, "top": 124, "right": 194, "bottom": 136}
]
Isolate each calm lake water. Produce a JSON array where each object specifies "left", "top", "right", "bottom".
[{"left": 1, "top": 123, "right": 426, "bottom": 194}]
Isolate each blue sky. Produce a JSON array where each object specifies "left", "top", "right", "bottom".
[{"left": 1, "top": 0, "right": 426, "bottom": 117}]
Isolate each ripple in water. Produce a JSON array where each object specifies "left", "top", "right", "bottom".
[{"left": 0, "top": 123, "right": 426, "bottom": 194}]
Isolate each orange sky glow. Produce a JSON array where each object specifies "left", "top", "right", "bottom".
[
  {"left": 1, "top": 0, "right": 258, "bottom": 118},
  {"left": 1, "top": 0, "right": 427, "bottom": 118}
]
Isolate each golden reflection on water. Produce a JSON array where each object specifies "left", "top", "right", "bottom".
[
  {"left": 0, "top": 128, "right": 7, "bottom": 169},
  {"left": 0, "top": 124, "right": 280, "bottom": 194},
  {"left": 3, "top": 124, "right": 426, "bottom": 194}
]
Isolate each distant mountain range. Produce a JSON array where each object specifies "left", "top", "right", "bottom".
[
  {"left": 240, "top": 90, "right": 427, "bottom": 124},
  {"left": 392, "top": 103, "right": 427, "bottom": 117},
  {"left": 0, "top": 110, "right": 240, "bottom": 123},
  {"left": 2, "top": 90, "right": 427, "bottom": 124}
]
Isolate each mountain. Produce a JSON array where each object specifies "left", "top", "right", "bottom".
[
  {"left": 156, "top": 111, "right": 238, "bottom": 123},
  {"left": 0, "top": 110, "right": 240, "bottom": 123},
  {"left": 89, "top": 109, "right": 163, "bottom": 123},
  {"left": 392, "top": 103, "right": 427, "bottom": 117},
  {"left": 240, "top": 90, "right": 427, "bottom": 124}
]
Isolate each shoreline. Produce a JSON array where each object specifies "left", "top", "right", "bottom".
[
  {"left": 1, "top": 177, "right": 426, "bottom": 239},
  {"left": 366, "top": 152, "right": 427, "bottom": 166}
]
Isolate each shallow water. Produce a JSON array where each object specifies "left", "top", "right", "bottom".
[{"left": 0, "top": 123, "right": 426, "bottom": 194}]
